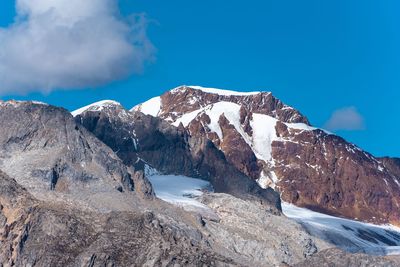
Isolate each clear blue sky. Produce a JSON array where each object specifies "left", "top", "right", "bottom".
[{"left": 0, "top": 0, "right": 399, "bottom": 157}]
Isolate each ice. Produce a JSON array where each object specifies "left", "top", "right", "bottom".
[
  {"left": 148, "top": 174, "right": 213, "bottom": 208},
  {"left": 282, "top": 202, "right": 400, "bottom": 255}
]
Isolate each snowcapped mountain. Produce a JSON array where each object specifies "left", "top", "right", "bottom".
[
  {"left": 73, "top": 100, "right": 282, "bottom": 211},
  {"left": 2, "top": 97, "right": 400, "bottom": 265},
  {"left": 133, "top": 85, "right": 400, "bottom": 226}
]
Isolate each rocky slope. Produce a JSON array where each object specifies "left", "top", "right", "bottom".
[
  {"left": 0, "top": 170, "right": 236, "bottom": 266},
  {"left": 73, "top": 100, "right": 281, "bottom": 212},
  {"left": 379, "top": 157, "right": 400, "bottom": 179},
  {"left": 133, "top": 85, "right": 400, "bottom": 225},
  {"left": 295, "top": 248, "right": 400, "bottom": 267},
  {"left": 0, "top": 100, "right": 153, "bottom": 211}
]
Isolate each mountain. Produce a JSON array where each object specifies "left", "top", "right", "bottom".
[
  {"left": 0, "top": 100, "right": 339, "bottom": 266},
  {"left": 73, "top": 95, "right": 400, "bottom": 256},
  {"left": 73, "top": 100, "right": 281, "bottom": 212},
  {"left": 133, "top": 85, "right": 400, "bottom": 225},
  {"left": 0, "top": 98, "right": 399, "bottom": 265}
]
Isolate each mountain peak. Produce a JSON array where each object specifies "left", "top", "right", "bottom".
[
  {"left": 132, "top": 85, "right": 400, "bottom": 225},
  {"left": 0, "top": 100, "right": 49, "bottom": 108},
  {"left": 71, "top": 100, "right": 122, "bottom": 117},
  {"left": 133, "top": 85, "right": 310, "bottom": 125},
  {"left": 171, "top": 85, "right": 269, "bottom": 96}
]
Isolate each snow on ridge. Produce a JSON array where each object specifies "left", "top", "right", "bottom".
[
  {"left": 71, "top": 100, "right": 121, "bottom": 117},
  {"left": 131, "top": 96, "right": 161, "bottom": 117},
  {"left": 0, "top": 100, "right": 49, "bottom": 107},
  {"left": 169, "top": 85, "right": 267, "bottom": 96}
]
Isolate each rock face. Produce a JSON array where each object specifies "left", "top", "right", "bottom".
[
  {"left": 295, "top": 248, "right": 400, "bottom": 267},
  {"left": 0, "top": 170, "right": 235, "bottom": 266},
  {"left": 273, "top": 123, "right": 400, "bottom": 225},
  {"left": 199, "top": 193, "right": 330, "bottom": 266},
  {"left": 133, "top": 85, "right": 400, "bottom": 225},
  {"left": 0, "top": 101, "right": 153, "bottom": 211},
  {"left": 74, "top": 101, "right": 281, "bottom": 212},
  {"left": 379, "top": 157, "right": 400, "bottom": 179}
]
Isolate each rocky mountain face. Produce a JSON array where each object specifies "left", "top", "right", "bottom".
[
  {"left": 0, "top": 99, "right": 332, "bottom": 266},
  {"left": 379, "top": 157, "right": 400, "bottom": 179},
  {"left": 73, "top": 101, "right": 281, "bottom": 212},
  {"left": 134, "top": 85, "right": 400, "bottom": 225},
  {"left": 0, "top": 100, "right": 153, "bottom": 211}
]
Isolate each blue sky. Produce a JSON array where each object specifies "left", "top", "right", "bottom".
[{"left": 0, "top": 0, "right": 399, "bottom": 157}]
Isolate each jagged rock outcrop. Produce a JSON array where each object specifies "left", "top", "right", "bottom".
[
  {"left": 73, "top": 101, "right": 281, "bottom": 212},
  {"left": 133, "top": 85, "right": 400, "bottom": 225},
  {"left": 0, "top": 101, "right": 153, "bottom": 211},
  {"left": 199, "top": 193, "right": 330, "bottom": 266}
]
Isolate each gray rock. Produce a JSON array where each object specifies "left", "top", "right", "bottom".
[
  {"left": 295, "top": 248, "right": 400, "bottom": 267},
  {"left": 0, "top": 101, "right": 153, "bottom": 212}
]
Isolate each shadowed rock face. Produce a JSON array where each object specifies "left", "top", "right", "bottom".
[
  {"left": 133, "top": 86, "right": 400, "bottom": 225},
  {"left": 379, "top": 157, "right": 400, "bottom": 179},
  {"left": 74, "top": 103, "right": 282, "bottom": 213}
]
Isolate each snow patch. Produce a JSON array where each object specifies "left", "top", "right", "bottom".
[
  {"left": 257, "top": 170, "right": 278, "bottom": 189},
  {"left": 148, "top": 174, "right": 213, "bottom": 209},
  {"left": 251, "top": 113, "right": 279, "bottom": 162},
  {"left": 131, "top": 96, "right": 161, "bottom": 117},
  {"left": 282, "top": 202, "right": 400, "bottom": 255}
]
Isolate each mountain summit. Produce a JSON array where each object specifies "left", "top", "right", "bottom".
[{"left": 133, "top": 85, "right": 400, "bottom": 225}]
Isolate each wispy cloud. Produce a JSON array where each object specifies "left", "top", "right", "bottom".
[
  {"left": 0, "top": 0, "right": 155, "bottom": 95},
  {"left": 324, "top": 106, "right": 365, "bottom": 131}
]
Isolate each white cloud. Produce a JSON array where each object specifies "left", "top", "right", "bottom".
[
  {"left": 0, "top": 0, "right": 155, "bottom": 94},
  {"left": 324, "top": 106, "right": 365, "bottom": 131}
]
